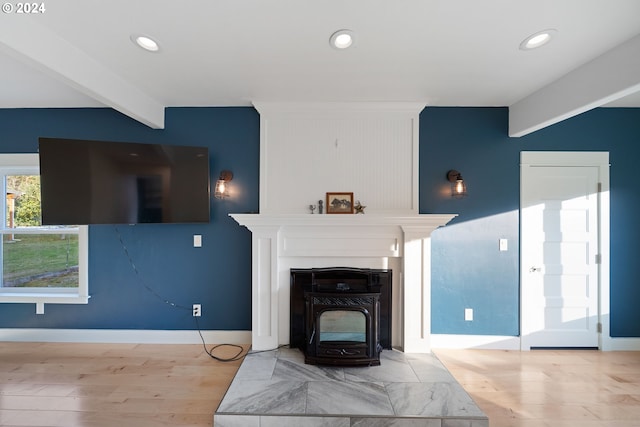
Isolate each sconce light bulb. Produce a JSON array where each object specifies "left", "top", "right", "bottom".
[
  {"left": 214, "top": 179, "right": 228, "bottom": 199},
  {"left": 214, "top": 170, "right": 233, "bottom": 199},
  {"left": 447, "top": 170, "right": 466, "bottom": 198}
]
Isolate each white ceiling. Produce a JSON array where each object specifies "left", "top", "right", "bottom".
[{"left": 1, "top": 0, "right": 639, "bottom": 134}]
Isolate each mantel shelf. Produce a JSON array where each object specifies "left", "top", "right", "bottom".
[{"left": 229, "top": 213, "right": 457, "bottom": 229}]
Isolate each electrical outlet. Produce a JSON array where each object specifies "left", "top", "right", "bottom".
[
  {"left": 193, "top": 235, "right": 202, "bottom": 248},
  {"left": 192, "top": 304, "right": 201, "bottom": 317}
]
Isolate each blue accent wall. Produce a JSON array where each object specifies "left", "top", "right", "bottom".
[
  {"left": 0, "top": 107, "right": 259, "bottom": 330},
  {"left": 420, "top": 107, "right": 640, "bottom": 337},
  {"left": 1, "top": 106, "right": 639, "bottom": 338}
]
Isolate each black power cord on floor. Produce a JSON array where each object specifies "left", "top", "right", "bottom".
[
  {"left": 194, "top": 317, "right": 291, "bottom": 361},
  {"left": 194, "top": 316, "right": 247, "bottom": 362}
]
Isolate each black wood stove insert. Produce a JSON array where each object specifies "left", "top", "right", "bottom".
[{"left": 290, "top": 267, "right": 392, "bottom": 366}]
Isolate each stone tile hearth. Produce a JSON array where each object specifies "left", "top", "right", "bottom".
[{"left": 214, "top": 348, "right": 488, "bottom": 426}]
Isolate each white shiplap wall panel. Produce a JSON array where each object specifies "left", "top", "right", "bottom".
[{"left": 255, "top": 103, "right": 423, "bottom": 214}]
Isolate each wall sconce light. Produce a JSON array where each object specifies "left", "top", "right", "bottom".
[
  {"left": 447, "top": 170, "right": 467, "bottom": 198},
  {"left": 214, "top": 170, "right": 233, "bottom": 199}
]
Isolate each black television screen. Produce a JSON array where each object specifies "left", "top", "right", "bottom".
[{"left": 38, "top": 137, "right": 210, "bottom": 225}]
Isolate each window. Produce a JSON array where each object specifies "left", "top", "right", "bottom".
[{"left": 0, "top": 154, "right": 88, "bottom": 312}]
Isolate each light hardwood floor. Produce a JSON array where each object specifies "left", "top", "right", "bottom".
[
  {"left": 1, "top": 343, "right": 638, "bottom": 426},
  {"left": 0, "top": 342, "right": 247, "bottom": 427},
  {"left": 434, "top": 349, "right": 640, "bottom": 427}
]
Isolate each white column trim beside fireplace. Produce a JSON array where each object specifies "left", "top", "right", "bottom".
[
  {"left": 402, "top": 225, "right": 436, "bottom": 353},
  {"left": 230, "top": 213, "right": 456, "bottom": 353}
]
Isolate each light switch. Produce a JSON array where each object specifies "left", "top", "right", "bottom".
[
  {"left": 193, "top": 235, "right": 202, "bottom": 247},
  {"left": 499, "top": 238, "right": 508, "bottom": 251},
  {"left": 465, "top": 308, "right": 473, "bottom": 321}
]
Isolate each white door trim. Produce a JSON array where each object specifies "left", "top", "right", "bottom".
[{"left": 520, "top": 151, "right": 611, "bottom": 350}]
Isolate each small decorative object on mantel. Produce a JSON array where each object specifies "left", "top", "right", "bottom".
[
  {"left": 318, "top": 200, "right": 323, "bottom": 214},
  {"left": 354, "top": 200, "right": 366, "bottom": 214},
  {"left": 308, "top": 204, "right": 316, "bottom": 214},
  {"left": 326, "top": 192, "right": 354, "bottom": 214}
]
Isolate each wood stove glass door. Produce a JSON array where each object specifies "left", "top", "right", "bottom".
[{"left": 319, "top": 310, "right": 366, "bottom": 343}]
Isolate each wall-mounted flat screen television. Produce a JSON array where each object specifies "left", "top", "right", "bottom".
[{"left": 38, "top": 137, "right": 210, "bottom": 225}]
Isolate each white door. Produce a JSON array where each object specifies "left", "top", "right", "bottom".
[{"left": 521, "top": 152, "right": 608, "bottom": 350}]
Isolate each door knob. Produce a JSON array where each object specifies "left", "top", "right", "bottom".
[{"left": 529, "top": 266, "right": 542, "bottom": 273}]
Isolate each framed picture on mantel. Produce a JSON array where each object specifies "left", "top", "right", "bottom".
[{"left": 326, "top": 192, "right": 354, "bottom": 214}]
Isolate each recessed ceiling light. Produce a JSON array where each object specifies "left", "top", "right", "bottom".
[
  {"left": 330, "top": 30, "right": 354, "bottom": 50},
  {"left": 520, "top": 29, "right": 557, "bottom": 50},
  {"left": 131, "top": 34, "right": 160, "bottom": 52}
]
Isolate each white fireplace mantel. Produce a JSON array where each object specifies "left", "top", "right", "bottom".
[{"left": 230, "top": 213, "right": 456, "bottom": 353}]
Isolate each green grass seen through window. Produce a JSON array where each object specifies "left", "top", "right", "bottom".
[{"left": 3, "top": 234, "right": 79, "bottom": 288}]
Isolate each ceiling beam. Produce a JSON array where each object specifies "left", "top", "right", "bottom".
[
  {"left": 0, "top": 18, "right": 165, "bottom": 129},
  {"left": 509, "top": 34, "right": 640, "bottom": 137}
]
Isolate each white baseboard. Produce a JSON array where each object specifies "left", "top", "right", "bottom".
[
  {"left": 432, "top": 334, "right": 640, "bottom": 351},
  {"left": 607, "top": 337, "right": 640, "bottom": 351},
  {"left": 431, "top": 334, "right": 521, "bottom": 350},
  {"left": 0, "top": 328, "right": 251, "bottom": 345}
]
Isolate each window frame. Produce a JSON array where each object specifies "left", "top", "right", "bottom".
[{"left": 0, "top": 154, "right": 89, "bottom": 309}]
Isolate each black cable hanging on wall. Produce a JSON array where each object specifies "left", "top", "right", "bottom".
[{"left": 114, "top": 225, "right": 248, "bottom": 362}]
